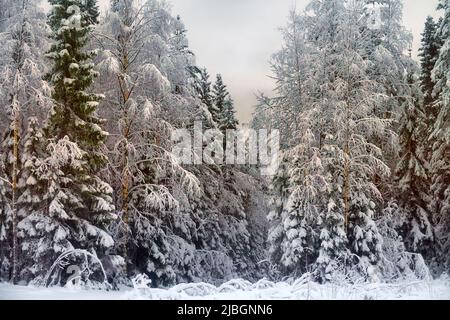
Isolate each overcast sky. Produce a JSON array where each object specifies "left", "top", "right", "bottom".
[{"left": 96, "top": 0, "right": 441, "bottom": 123}]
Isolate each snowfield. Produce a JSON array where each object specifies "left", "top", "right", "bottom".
[{"left": 1, "top": 278, "right": 449, "bottom": 300}]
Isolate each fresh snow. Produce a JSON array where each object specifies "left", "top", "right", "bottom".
[{"left": 0, "top": 278, "right": 449, "bottom": 300}]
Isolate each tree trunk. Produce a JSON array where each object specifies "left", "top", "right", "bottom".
[
  {"left": 343, "top": 73, "right": 351, "bottom": 230},
  {"left": 11, "top": 98, "right": 19, "bottom": 285}
]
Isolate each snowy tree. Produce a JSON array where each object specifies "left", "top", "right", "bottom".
[
  {"left": 419, "top": 16, "right": 441, "bottom": 122},
  {"left": 268, "top": 152, "right": 318, "bottom": 277},
  {"left": 191, "top": 67, "right": 218, "bottom": 128},
  {"left": 364, "top": 0, "right": 413, "bottom": 120},
  {"left": 95, "top": 0, "right": 202, "bottom": 284},
  {"left": 16, "top": 118, "right": 46, "bottom": 218},
  {"left": 429, "top": 0, "right": 450, "bottom": 275},
  {"left": 377, "top": 201, "right": 431, "bottom": 281},
  {"left": 395, "top": 69, "right": 434, "bottom": 263},
  {"left": 220, "top": 98, "right": 239, "bottom": 131},
  {"left": 212, "top": 75, "right": 228, "bottom": 126},
  {"left": 15, "top": 117, "right": 46, "bottom": 281},
  {"left": 13, "top": 0, "right": 117, "bottom": 284},
  {"left": 17, "top": 137, "right": 115, "bottom": 284},
  {"left": 212, "top": 74, "right": 238, "bottom": 132},
  {"left": 44, "top": 0, "right": 114, "bottom": 220},
  {"left": 267, "top": 0, "right": 390, "bottom": 281},
  {"left": 362, "top": 0, "right": 414, "bottom": 201},
  {"left": 256, "top": 10, "right": 313, "bottom": 149},
  {"left": 416, "top": 17, "right": 443, "bottom": 217},
  {"left": 0, "top": 166, "right": 12, "bottom": 281},
  {"left": 0, "top": 0, "right": 51, "bottom": 283},
  {"left": 314, "top": 145, "right": 348, "bottom": 283}
]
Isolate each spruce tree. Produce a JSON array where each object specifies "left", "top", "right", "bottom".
[
  {"left": 17, "top": 0, "right": 115, "bottom": 284},
  {"left": 0, "top": 120, "right": 19, "bottom": 282},
  {"left": 220, "top": 98, "right": 239, "bottom": 131},
  {"left": 15, "top": 117, "right": 47, "bottom": 281},
  {"left": 419, "top": 16, "right": 441, "bottom": 119},
  {"left": 395, "top": 69, "right": 434, "bottom": 261},
  {"left": 418, "top": 16, "right": 442, "bottom": 197},
  {"left": 211, "top": 74, "right": 238, "bottom": 131},
  {"left": 16, "top": 118, "right": 46, "bottom": 217},
  {"left": 0, "top": 163, "right": 12, "bottom": 281},
  {"left": 44, "top": 0, "right": 113, "bottom": 219},
  {"left": 429, "top": 0, "right": 450, "bottom": 274},
  {"left": 0, "top": 0, "right": 51, "bottom": 284},
  {"left": 315, "top": 146, "right": 348, "bottom": 283},
  {"left": 45, "top": 0, "right": 106, "bottom": 169},
  {"left": 195, "top": 68, "right": 219, "bottom": 126},
  {"left": 212, "top": 74, "right": 228, "bottom": 125}
]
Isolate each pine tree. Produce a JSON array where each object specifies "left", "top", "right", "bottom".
[
  {"left": 16, "top": 0, "right": 116, "bottom": 284},
  {"left": 429, "top": 0, "right": 450, "bottom": 274},
  {"left": 212, "top": 74, "right": 238, "bottom": 131},
  {"left": 220, "top": 98, "right": 239, "bottom": 131},
  {"left": 193, "top": 68, "right": 219, "bottom": 127},
  {"left": 16, "top": 118, "right": 46, "bottom": 217},
  {"left": 18, "top": 137, "right": 115, "bottom": 284},
  {"left": 315, "top": 144, "right": 348, "bottom": 283},
  {"left": 212, "top": 74, "right": 228, "bottom": 124},
  {"left": 419, "top": 16, "right": 441, "bottom": 120},
  {"left": 395, "top": 69, "right": 434, "bottom": 262},
  {"left": 418, "top": 16, "right": 442, "bottom": 203},
  {"left": 81, "top": 0, "right": 100, "bottom": 24},
  {"left": 268, "top": 151, "right": 322, "bottom": 277},
  {"left": 0, "top": 161, "right": 12, "bottom": 282},
  {"left": 44, "top": 0, "right": 106, "bottom": 167},
  {"left": 44, "top": 0, "right": 113, "bottom": 216},
  {"left": 0, "top": 119, "right": 20, "bottom": 283},
  {"left": 315, "top": 195, "right": 347, "bottom": 283},
  {"left": 14, "top": 117, "right": 47, "bottom": 281},
  {"left": 0, "top": 0, "right": 51, "bottom": 284}
]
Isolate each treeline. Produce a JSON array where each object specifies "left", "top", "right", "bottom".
[
  {"left": 253, "top": 0, "right": 449, "bottom": 282},
  {"left": 0, "top": 0, "right": 264, "bottom": 287},
  {"left": 0, "top": 0, "right": 448, "bottom": 289}
]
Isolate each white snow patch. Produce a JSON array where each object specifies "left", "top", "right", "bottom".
[{"left": 0, "top": 278, "right": 449, "bottom": 300}]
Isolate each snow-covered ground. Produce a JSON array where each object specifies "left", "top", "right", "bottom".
[{"left": 1, "top": 278, "right": 449, "bottom": 300}]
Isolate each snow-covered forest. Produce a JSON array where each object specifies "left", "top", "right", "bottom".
[{"left": 0, "top": 0, "right": 449, "bottom": 299}]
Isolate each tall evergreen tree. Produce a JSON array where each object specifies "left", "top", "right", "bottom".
[
  {"left": 44, "top": 0, "right": 113, "bottom": 216},
  {"left": 418, "top": 16, "right": 442, "bottom": 197},
  {"left": 16, "top": 118, "right": 46, "bottom": 218},
  {"left": 17, "top": 0, "right": 115, "bottom": 284},
  {"left": 212, "top": 74, "right": 238, "bottom": 131},
  {"left": 395, "top": 69, "right": 434, "bottom": 260},
  {"left": 193, "top": 68, "right": 219, "bottom": 127},
  {"left": 212, "top": 74, "right": 228, "bottom": 123},
  {"left": 220, "top": 98, "right": 239, "bottom": 131},
  {"left": 0, "top": 0, "right": 51, "bottom": 283},
  {"left": 15, "top": 117, "right": 47, "bottom": 281},
  {"left": 419, "top": 16, "right": 441, "bottom": 120},
  {"left": 429, "top": 0, "right": 450, "bottom": 274}
]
